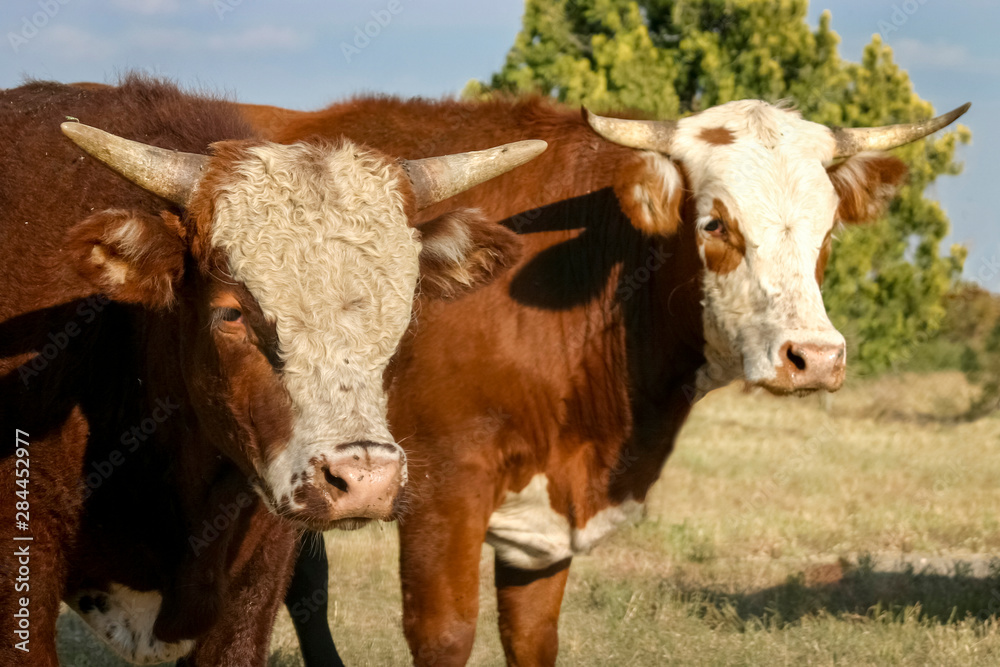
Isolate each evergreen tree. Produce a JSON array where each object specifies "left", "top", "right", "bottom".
[{"left": 467, "top": 0, "right": 970, "bottom": 374}]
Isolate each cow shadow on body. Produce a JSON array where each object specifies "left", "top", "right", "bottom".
[{"left": 505, "top": 188, "right": 637, "bottom": 312}]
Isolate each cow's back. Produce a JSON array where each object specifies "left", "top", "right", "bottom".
[
  {"left": 0, "top": 77, "right": 252, "bottom": 321},
  {"left": 251, "top": 95, "right": 634, "bottom": 225}
]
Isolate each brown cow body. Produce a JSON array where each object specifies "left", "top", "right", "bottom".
[
  {"left": 244, "top": 95, "right": 965, "bottom": 665},
  {"left": 0, "top": 80, "right": 533, "bottom": 666}
]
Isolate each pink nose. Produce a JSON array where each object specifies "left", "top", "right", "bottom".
[
  {"left": 292, "top": 442, "right": 405, "bottom": 528},
  {"left": 765, "top": 341, "right": 846, "bottom": 394}
]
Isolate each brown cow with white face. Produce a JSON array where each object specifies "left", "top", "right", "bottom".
[
  {"left": 0, "top": 78, "right": 543, "bottom": 666},
  {"left": 243, "top": 94, "right": 968, "bottom": 666}
]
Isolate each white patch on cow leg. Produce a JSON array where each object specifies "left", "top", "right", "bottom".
[
  {"left": 488, "top": 475, "right": 573, "bottom": 570},
  {"left": 571, "top": 499, "right": 643, "bottom": 553},
  {"left": 487, "top": 474, "right": 643, "bottom": 571},
  {"left": 67, "top": 583, "right": 194, "bottom": 665}
]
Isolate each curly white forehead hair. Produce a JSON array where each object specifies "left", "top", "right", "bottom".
[{"left": 209, "top": 140, "right": 421, "bottom": 502}]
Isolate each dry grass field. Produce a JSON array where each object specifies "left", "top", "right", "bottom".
[{"left": 56, "top": 371, "right": 1000, "bottom": 666}]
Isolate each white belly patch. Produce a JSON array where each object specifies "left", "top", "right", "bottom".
[
  {"left": 486, "top": 474, "right": 643, "bottom": 570},
  {"left": 67, "top": 583, "right": 195, "bottom": 665}
]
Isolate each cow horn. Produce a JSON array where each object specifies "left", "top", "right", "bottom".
[
  {"left": 831, "top": 103, "right": 970, "bottom": 157},
  {"left": 61, "top": 122, "right": 209, "bottom": 206},
  {"left": 402, "top": 140, "right": 548, "bottom": 211},
  {"left": 584, "top": 109, "right": 678, "bottom": 154}
]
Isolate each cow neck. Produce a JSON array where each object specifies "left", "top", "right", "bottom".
[
  {"left": 603, "top": 190, "right": 706, "bottom": 506},
  {"left": 505, "top": 187, "right": 706, "bottom": 510}
]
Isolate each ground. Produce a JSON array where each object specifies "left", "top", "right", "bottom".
[{"left": 56, "top": 371, "right": 1000, "bottom": 666}]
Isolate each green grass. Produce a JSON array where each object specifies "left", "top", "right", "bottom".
[{"left": 57, "top": 371, "right": 1000, "bottom": 665}]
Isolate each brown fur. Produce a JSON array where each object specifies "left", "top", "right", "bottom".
[
  {"left": 415, "top": 210, "right": 524, "bottom": 300},
  {"left": 66, "top": 210, "right": 187, "bottom": 307},
  {"left": 816, "top": 229, "right": 834, "bottom": 284},
  {"left": 698, "top": 126, "right": 736, "bottom": 145},
  {"left": 613, "top": 155, "right": 685, "bottom": 236},
  {"left": 827, "top": 154, "right": 908, "bottom": 224}
]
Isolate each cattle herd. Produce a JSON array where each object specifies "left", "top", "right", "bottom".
[{"left": 0, "top": 75, "right": 968, "bottom": 666}]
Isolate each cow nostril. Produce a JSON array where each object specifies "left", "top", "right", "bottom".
[
  {"left": 323, "top": 467, "right": 349, "bottom": 493},
  {"left": 786, "top": 346, "right": 807, "bottom": 371}
]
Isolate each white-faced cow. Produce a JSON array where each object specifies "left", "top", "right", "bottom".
[
  {"left": 0, "top": 77, "right": 545, "bottom": 666},
  {"left": 242, "top": 95, "right": 969, "bottom": 667}
]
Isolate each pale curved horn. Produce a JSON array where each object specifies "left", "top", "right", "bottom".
[
  {"left": 402, "top": 140, "right": 548, "bottom": 210},
  {"left": 61, "top": 122, "right": 209, "bottom": 206},
  {"left": 584, "top": 109, "right": 678, "bottom": 154},
  {"left": 832, "top": 103, "right": 970, "bottom": 157}
]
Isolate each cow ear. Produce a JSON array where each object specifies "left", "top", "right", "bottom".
[
  {"left": 827, "top": 153, "right": 908, "bottom": 224},
  {"left": 614, "top": 152, "right": 686, "bottom": 236},
  {"left": 66, "top": 209, "right": 186, "bottom": 308},
  {"left": 414, "top": 209, "right": 522, "bottom": 300}
]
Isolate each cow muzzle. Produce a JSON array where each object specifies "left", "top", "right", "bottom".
[
  {"left": 289, "top": 441, "right": 405, "bottom": 529},
  {"left": 760, "top": 338, "right": 846, "bottom": 395}
]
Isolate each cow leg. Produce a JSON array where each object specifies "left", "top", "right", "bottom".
[
  {"left": 180, "top": 519, "right": 296, "bottom": 667},
  {"left": 400, "top": 486, "right": 493, "bottom": 667},
  {"left": 155, "top": 468, "right": 250, "bottom": 642},
  {"left": 494, "top": 557, "right": 571, "bottom": 667},
  {"left": 285, "top": 531, "right": 344, "bottom": 667}
]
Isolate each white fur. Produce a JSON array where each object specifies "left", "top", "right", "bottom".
[
  {"left": 665, "top": 101, "right": 846, "bottom": 390},
  {"left": 107, "top": 214, "right": 146, "bottom": 257},
  {"left": 487, "top": 474, "right": 642, "bottom": 570},
  {"left": 90, "top": 245, "right": 129, "bottom": 285},
  {"left": 208, "top": 140, "right": 416, "bottom": 507},
  {"left": 67, "top": 584, "right": 194, "bottom": 664}
]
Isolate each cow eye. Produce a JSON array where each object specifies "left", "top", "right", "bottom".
[
  {"left": 704, "top": 219, "right": 726, "bottom": 236},
  {"left": 216, "top": 307, "right": 243, "bottom": 324}
]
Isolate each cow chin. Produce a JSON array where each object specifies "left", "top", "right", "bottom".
[
  {"left": 754, "top": 381, "right": 824, "bottom": 398},
  {"left": 326, "top": 518, "right": 375, "bottom": 531},
  {"left": 286, "top": 480, "right": 398, "bottom": 530}
]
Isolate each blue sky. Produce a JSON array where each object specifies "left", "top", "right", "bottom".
[{"left": 2, "top": 0, "right": 995, "bottom": 289}]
